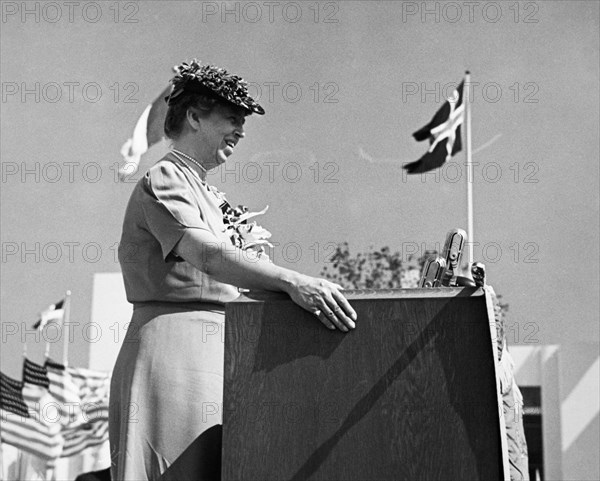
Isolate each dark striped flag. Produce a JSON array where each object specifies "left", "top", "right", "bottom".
[
  {"left": 21, "top": 358, "right": 59, "bottom": 431},
  {"left": 1, "top": 372, "right": 28, "bottom": 417},
  {"left": 2, "top": 359, "right": 112, "bottom": 462},
  {"left": 21, "top": 358, "right": 54, "bottom": 427},
  {"left": 22, "top": 358, "right": 50, "bottom": 389},
  {"left": 404, "top": 80, "right": 465, "bottom": 174},
  {"left": 1, "top": 372, "right": 64, "bottom": 461},
  {"left": 44, "top": 359, "right": 82, "bottom": 426}
]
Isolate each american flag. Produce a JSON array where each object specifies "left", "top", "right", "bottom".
[
  {"left": 44, "top": 359, "right": 82, "bottom": 426},
  {"left": 21, "top": 359, "right": 110, "bottom": 458},
  {"left": 61, "top": 418, "right": 109, "bottom": 458},
  {"left": 1, "top": 372, "right": 64, "bottom": 461},
  {"left": 1, "top": 359, "right": 111, "bottom": 462},
  {"left": 21, "top": 358, "right": 57, "bottom": 431},
  {"left": 1, "top": 372, "right": 28, "bottom": 417},
  {"left": 67, "top": 366, "right": 110, "bottom": 403},
  {"left": 22, "top": 358, "right": 51, "bottom": 409},
  {"left": 404, "top": 80, "right": 465, "bottom": 174},
  {"left": 60, "top": 365, "right": 110, "bottom": 458}
]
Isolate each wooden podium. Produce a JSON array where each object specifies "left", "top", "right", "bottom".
[{"left": 222, "top": 288, "right": 508, "bottom": 481}]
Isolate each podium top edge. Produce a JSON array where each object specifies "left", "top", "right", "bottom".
[{"left": 230, "top": 287, "right": 483, "bottom": 304}]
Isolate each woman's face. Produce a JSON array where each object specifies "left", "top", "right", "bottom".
[{"left": 197, "top": 103, "right": 247, "bottom": 168}]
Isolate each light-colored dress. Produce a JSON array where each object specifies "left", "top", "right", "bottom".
[{"left": 109, "top": 154, "right": 240, "bottom": 480}]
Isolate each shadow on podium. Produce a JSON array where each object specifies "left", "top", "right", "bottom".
[{"left": 221, "top": 288, "right": 508, "bottom": 481}]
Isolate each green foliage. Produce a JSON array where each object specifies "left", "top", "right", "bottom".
[
  {"left": 320, "top": 242, "right": 509, "bottom": 316},
  {"left": 320, "top": 242, "right": 435, "bottom": 289}
]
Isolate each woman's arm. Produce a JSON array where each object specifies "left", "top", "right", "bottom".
[{"left": 175, "top": 228, "right": 357, "bottom": 332}]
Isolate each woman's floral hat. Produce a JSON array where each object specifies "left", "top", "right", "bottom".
[{"left": 166, "top": 59, "right": 265, "bottom": 115}]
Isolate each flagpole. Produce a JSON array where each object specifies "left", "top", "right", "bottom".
[
  {"left": 43, "top": 301, "right": 54, "bottom": 358},
  {"left": 43, "top": 335, "right": 51, "bottom": 360},
  {"left": 0, "top": 441, "right": 4, "bottom": 481},
  {"left": 465, "top": 70, "right": 474, "bottom": 265},
  {"left": 62, "top": 291, "right": 72, "bottom": 367}
]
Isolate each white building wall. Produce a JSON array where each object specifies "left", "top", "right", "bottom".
[{"left": 512, "top": 343, "right": 600, "bottom": 481}]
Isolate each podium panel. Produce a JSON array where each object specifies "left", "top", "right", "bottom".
[{"left": 223, "top": 288, "right": 506, "bottom": 481}]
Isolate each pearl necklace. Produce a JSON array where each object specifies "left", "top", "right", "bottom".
[
  {"left": 170, "top": 149, "right": 226, "bottom": 204},
  {"left": 171, "top": 149, "right": 207, "bottom": 176}
]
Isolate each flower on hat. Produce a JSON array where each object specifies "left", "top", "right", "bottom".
[{"left": 167, "top": 59, "right": 264, "bottom": 115}]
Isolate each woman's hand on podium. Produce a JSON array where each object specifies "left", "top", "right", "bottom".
[{"left": 284, "top": 274, "right": 357, "bottom": 332}]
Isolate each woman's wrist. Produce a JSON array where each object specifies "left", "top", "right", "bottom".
[{"left": 277, "top": 268, "right": 303, "bottom": 295}]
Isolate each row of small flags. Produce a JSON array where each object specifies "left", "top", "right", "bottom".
[
  {"left": 1, "top": 358, "right": 110, "bottom": 464},
  {"left": 1, "top": 297, "right": 110, "bottom": 473},
  {"left": 120, "top": 72, "right": 466, "bottom": 176}
]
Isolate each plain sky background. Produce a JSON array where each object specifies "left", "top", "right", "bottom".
[{"left": 1, "top": 0, "right": 598, "bottom": 377}]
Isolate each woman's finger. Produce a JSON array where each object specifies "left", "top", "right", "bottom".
[
  {"left": 323, "top": 308, "right": 349, "bottom": 332},
  {"left": 312, "top": 309, "right": 336, "bottom": 330},
  {"left": 330, "top": 289, "right": 357, "bottom": 322},
  {"left": 322, "top": 296, "right": 354, "bottom": 331},
  {"left": 312, "top": 301, "right": 348, "bottom": 332}
]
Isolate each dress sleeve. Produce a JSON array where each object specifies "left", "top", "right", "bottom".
[{"left": 140, "top": 161, "right": 211, "bottom": 260}]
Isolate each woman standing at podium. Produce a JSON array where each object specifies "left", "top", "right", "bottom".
[{"left": 109, "top": 59, "right": 357, "bottom": 481}]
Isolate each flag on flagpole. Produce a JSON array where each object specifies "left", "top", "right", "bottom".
[
  {"left": 22, "top": 359, "right": 110, "bottom": 458},
  {"left": 403, "top": 80, "right": 465, "bottom": 174},
  {"left": 0, "top": 373, "right": 64, "bottom": 462},
  {"left": 32, "top": 300, "right": 65, "bottom": 330},
  {"left": 22, "top": 359, "right": 50, "bottom": 391},
  {"left": 1, "top": 373, "right": 28, "bottom": 418},
  {"left": 44, "top": 360, "right": 80, "bottom": 403},
  {"left": 21, "top": 359, "right": 62, "bottom": 448},
  {"left": 66, "top": 366, "right": 110, "bottom": 405},
  {"left": 61, "top": 419, "right": 109, "bottom": 458},
  {"left": 66, "top": 366, "right": 110, "bottom": 431},
  {"left": 120, "top": 84, "right": 171, "bottom": 175},
  {"left": 1, "top": 358, "right": 112, "bottom": 466},
  {"left": 43, "top": 359, "right": 82, "bottom": 426},
  {"left": 60, "top": 366, "right": 110, "bottom": 458}
]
